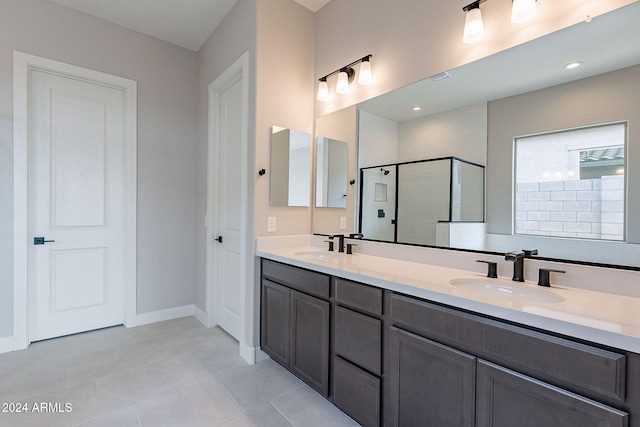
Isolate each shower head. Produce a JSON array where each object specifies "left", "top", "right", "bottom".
[{"left": 381, "top": 168, "right": 390, "bottom": 176}]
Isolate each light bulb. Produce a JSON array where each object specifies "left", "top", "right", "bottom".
[
  {"left": 511, "top": 0, "right": 537, "bottom": 24},
  {"left": 317, "top": 79, "right": 329, "bottom": 101},
  {"left": 358, "top": 59, "right": 372, "bottom": 85},
  {"left": 463, "top": 7, "right": 484, "bottom": 44},
  {"left": 336, "top": 70, "right": 349, "bottom": 94}
]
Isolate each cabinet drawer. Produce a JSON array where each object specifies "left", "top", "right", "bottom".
[
  {"left": 333, "top": 356, "right": 380, "bottom": 427},
  {"left": 262, "top": 259, "right": 330, "bottom": 299},
  {"left": 335, "top": 306, "right": 382, "bottom": 375},
  {"left": 334, "top": 278, "right": 382, "bottom": 316},
  {"left": 390, "top": 293, "right": 627, "bottom": 402}
]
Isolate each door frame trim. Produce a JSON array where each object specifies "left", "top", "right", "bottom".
[
  {"left": 12, "top": 51, "right": 138, "bottom": 350},
  {"left": 205, "top": 52, "right": 251, "bottom": 360}
]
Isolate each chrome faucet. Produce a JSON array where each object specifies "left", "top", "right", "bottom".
[{"left": 505, "top": 249, "right": 538, "bottom": 282}]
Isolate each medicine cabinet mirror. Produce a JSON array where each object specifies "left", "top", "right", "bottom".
[{"left": 270, "top": 126, "right": 311, "bottom": 207}]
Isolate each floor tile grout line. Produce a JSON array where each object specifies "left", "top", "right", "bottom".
[{"left": 268, "top": 401, "right": 296, "bottom": 427}]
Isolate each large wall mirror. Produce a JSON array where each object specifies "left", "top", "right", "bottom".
[{"left": 313, "top": 2, "right": 640, "bottom": 268}]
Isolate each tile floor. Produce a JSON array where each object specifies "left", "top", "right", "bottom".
[{"left": 0, "top": 316, "right": 359, "bottom": 427}]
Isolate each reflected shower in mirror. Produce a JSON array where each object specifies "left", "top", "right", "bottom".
[
  {"left": 316, "top": 137, "right": 348, "bottom": 208},
  {"left": 270, "top": 126, "right": 311, "bottom": 207},
  {"left": 359, "top": 157, "right": 484, "bottom": 245}
]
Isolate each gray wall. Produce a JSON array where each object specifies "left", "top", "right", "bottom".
[
  {"left": 487, "top": 64, "right": 640, "bottom": 242},
  {"left": 195, "top": 0, "right": 258, "bottom": 314},
  {"left": 313, "top": 0, "right": 635, "bottom": 118},
  {"left": 0, "top": 0, "right": 199, "bottom": 338}
]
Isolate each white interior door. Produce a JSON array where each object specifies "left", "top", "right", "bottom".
[
  {"left": 214, "top": 77, "right": 244, "bottom": 341},
  {"left": 29, "top": 69, "right": 126, "bottom": 341}
]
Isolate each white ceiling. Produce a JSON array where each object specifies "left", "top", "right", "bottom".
[{"left": 48, "top": 0, "right": 331, "bottom": 52}]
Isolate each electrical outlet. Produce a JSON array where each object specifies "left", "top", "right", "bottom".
[
  {"left": 340, "top": 216, "right": 347, "bottom": 230},
  {"left": 267, "top": 216, "right": 277, "bottom": 232}
]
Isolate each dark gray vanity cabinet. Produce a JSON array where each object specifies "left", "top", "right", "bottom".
[
  {"left": 387, "top": 292, "right": 633, "bottom": 427},
  {"left": 332, "top": 278, "right": 383, "bottom": 427},
  {"left": 260, "top": 258, "right": 640, "bottom": 426},
  {"left": 260, "top": 259, "right": 331, "bottom": 397}
]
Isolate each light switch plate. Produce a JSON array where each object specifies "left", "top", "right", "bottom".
[
  {"left": 340, "top": 216, "right": 347, "bottom": 230},
  {"left": 267, "top": 216, "right": 277, "bottom": 232}
]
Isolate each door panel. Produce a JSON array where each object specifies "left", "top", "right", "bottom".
[
  {"left": 30, "top": 69, "right": 125, "bottom": 341},
  {"left": 216, "top": 78, "right": 243, "bottom": 340},
  {"left": 51, "top": 248, "right": 108, "bottom": 311},
  {"left": 51, "top": 92, "right": 107, "bottom": 227}
]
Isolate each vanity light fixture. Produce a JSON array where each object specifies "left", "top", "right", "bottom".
[
  {"left": 462, "top": 0, "right": 539, "bottom": 44},
  {"left": 357, "top": 56, "right": 373, "bottom": 85},
  {"left": 463, "top": 1, "right": 485, "bottom": 44},
  {"left": 412, "top": 106, "right": 422, "bottom": 111},
  {"left": 317, "top": 77, "right": 329, "bottom": 101},
  {"left": 511, "top": 0, "right": 537, "bottom": 24},
  {"left": 336, "top": 68, "right": 352, "bottom": 94},
  {"left": 317, "top": 55, "right": 373, "bottom": 101}
]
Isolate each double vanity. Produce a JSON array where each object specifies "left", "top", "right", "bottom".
[{"left": 257, "top": 239, "right": 640, "bottom": 426}]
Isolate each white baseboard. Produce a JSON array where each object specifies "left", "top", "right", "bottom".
[
  {"left": 0, "top": 336, "right": 14, "bottom": 354},
  {"left": 135, "top": 304, "right": 195, "bottom": 326},
  {"left": 240, "top": 341, "right": 258, "bottom": 364},
  {"left": 193, "top": 305, "right": 208, "bottom": 327},
  {"left": 239, "top": 343, "right": 270, "bottom": 365}
]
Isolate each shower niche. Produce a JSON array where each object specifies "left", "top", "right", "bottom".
[{"left": 358, "top": 157, "right": 485, "bottom": 246}]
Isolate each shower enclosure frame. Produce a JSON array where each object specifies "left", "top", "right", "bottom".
[{"left": 358, "top": 156, "right": 485, "bottom": 244}]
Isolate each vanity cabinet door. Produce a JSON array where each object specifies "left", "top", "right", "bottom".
[
  {"left": 261, "top": 279, "right": 290, "bottom": 367},
  {"left": 290, "top": 290, "right": 330, "bottom": 397},
  {"left": 386, "top": 326, "right": 476, "bottom": 427},
  {"left": 476, "top": 360, "right": 628, "bottom": 427}
]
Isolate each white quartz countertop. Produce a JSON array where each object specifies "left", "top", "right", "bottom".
[{"left": 257, "top": 245, "right": 640, "bottom": 353}]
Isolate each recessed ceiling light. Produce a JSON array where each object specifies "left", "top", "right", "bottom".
[
  {"left": 564, "top": 61, "right": 584, "bottom": 70},
  {"left": 412, "top": 106, "right": 422, "bottom": 111}
]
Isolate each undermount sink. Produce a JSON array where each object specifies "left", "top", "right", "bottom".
[
  {"left": 294, "top": 250, "right": 345, "bottom": 260},
  {"left": 449, "top": 278, "right": 565, "bottom": 303}
]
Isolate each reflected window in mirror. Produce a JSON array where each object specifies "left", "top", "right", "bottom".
[{"left": 514, "top": 122, "right": 626, "bottom": 241}]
